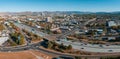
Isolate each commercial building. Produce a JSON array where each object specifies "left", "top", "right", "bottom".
[
  {"left": 45, "top": 17, "right": 53, "bottom": 23},
  {"left": 107, "top": 21, "right": 117, "bottom": 27}
]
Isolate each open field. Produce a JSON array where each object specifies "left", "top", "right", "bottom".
[{"left": 0, "top": 50, "right": 52, "bottom": 59}]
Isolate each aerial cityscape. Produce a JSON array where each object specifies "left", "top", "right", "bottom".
[{"left": 0, "top": 0, "right": 120, "bottom": 59}]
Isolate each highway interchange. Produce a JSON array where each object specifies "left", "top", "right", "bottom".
[
  {"left": 1, "top": 19, "right": 120, "bottom": 58},
  {"left": 13, "top": 19, "right": 120, "bottom": 53}
]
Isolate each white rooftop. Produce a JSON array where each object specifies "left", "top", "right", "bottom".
[{"left": 0, "top": 37, "right": 9, "bottom": 46}]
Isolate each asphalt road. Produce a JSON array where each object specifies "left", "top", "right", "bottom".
[
  {"left": 0, "top": 20, "right": 119, "bottom": 59},
  {"left": 13, "top": 21, "right": 120, "bottom": 53}
]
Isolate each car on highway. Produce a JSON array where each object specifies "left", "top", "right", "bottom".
[
  {"left": 81, "top": 48, "right": 84, "bottom": 49},
  {"left": 99, "top": 45, "right": 103, "bottom": 47},
  {"left": 108, "top": 50, "right": 113, "bottom": 52},
  {"left": 32, "top": 29, "right": 34, "bottom": 31},
  {"left": 56, "top": 40, "right": 60, "bottom": 41},
  {"left": 84, "top": 43, "right": 87, "bottom": 45},
  {"left": 59, "top": 56, "right": 74, "bottom": 59},
  {"left": 81, "top": 44, "right": 83, "bottom": 45},
  {"left": 106, "top": 45, "right": 110, "bottom": 46},
  {"left": 52, "top": 57, "right": 61, "bottom": 59}
]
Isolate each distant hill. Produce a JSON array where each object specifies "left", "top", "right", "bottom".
[{"left": 0, "top": 11, "right": 120, "bottom": 16}]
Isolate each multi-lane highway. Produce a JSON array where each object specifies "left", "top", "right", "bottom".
[
  {"left": 14, "top": 23, "right": 48, "bottom": 37},
  {"left": 0, "top": 19, "right": 117, "bottom": 59},
  {"left": 57, "top": 40, "right": 120, "bottom": 53},
  {"left": 0, "top": 19, "right": 120, "bottom": 59},
  {"left": 12, "top": 21, "right": 120, "bottom": 53}
]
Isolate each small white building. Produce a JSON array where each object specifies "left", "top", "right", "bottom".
[
  {"left": 108, "top": 37, "right": 116, "bottom": 40},
  {"left": 108, "top": 21, "right": 117, "bottom": 27},
  {"left": 27, "top": 18, "right": 34, "bottom": 21},
  {"left": 50, "top": 27, "right": 59, "bottom": 31},
  {"left": 45, "top": 17, "right": 53, "bottom": 23},
  {"left": 4, "top": 22, "right": 10, "bottom": 26},
  {"left": 35, "top": 25, "right": 41, "bottom": 28},
  {"left": 0, "top": 37, "right": 9, "bottom": 46},
  {"left": 0, "top": 30, "right": 9, "bottom": 46}
]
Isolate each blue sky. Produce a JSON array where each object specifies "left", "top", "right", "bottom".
[{"left": 0, "top": 0, "right": 120, "bottom": 12}]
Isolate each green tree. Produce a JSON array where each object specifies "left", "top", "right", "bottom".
[
  {"left": 19, "top": 35, "right": 25, "bottom": 45},
  {"left": 75, "top": 56, "right": 81, "bottom": 59},
  {"left": 67, "top": 45, "right": 72, "bottom": 50},
  {"left": 47, "top": 41, "right": 53, "bottom": 49}
]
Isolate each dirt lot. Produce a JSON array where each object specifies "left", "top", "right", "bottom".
[{"left": 0, "top": 50, "right": 52, "bottom": 59}]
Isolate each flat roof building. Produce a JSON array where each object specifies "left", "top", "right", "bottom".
[{"left": 107, "top": 21, "right": 117, "bottom": 27}]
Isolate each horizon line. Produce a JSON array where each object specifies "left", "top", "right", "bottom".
[{"left": 0, "top": 11, "right": 120, "bottom": 13}]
